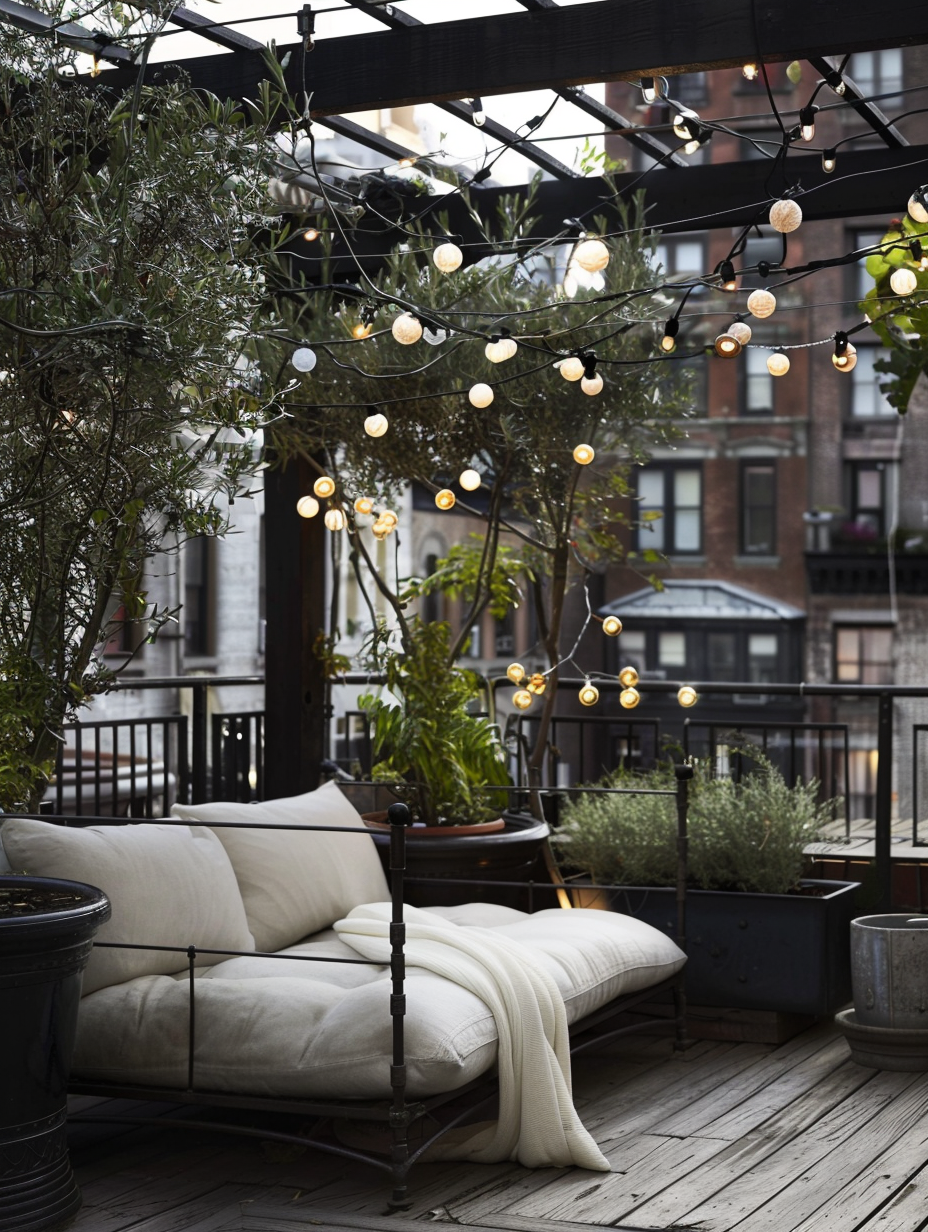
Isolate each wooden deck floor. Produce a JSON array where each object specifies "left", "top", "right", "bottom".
[{"left": 66, "top": 1021, "right": 928, "bottom": 1232}]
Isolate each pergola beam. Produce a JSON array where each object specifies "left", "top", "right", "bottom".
[
  {"left": 808, "top": 55, "right": 908, "bottom": 149},
  {"left": 0, "top": 0, "right": 135, "bottom": 63}
]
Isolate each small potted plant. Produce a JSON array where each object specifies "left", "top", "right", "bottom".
[{"left": 551, "top": 755, "right": 860, "bottom": 1016}]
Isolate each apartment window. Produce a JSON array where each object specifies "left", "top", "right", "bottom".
[
  {"left": 654, "top": 235, "right": 706, "bottom": 285},
  {"left": 620, "top": 630, "right": 647, "bottom": 673},
  {"left": 707, "top": 631, "right": 738, "bottom": 681},
  {"left": 636, "top": 466, "right": 702, "bottom": 554},
  {"left": 853, "top": 229, "right": 885, "bottom": 299},
  {"left": 848, "top": 49, "right": 903, "bottom": 108},
  {"left": 742, "top": 464, "right": 777, "bottom": 555},
  {"left": 850, "top": 348, "right": 894, "bottom": 418},
  {"left": 184, "top": 536, "right": 213, "bottom": 657},
  {"left": 740, "top": 229, "right": 783, "bottom": 289},
  {"left": 848, "top": 462, "right": 886, "bottom": 536},
  {"left": 494, "top": 609, "right": 514, "bottom": 657},
  {"left": 743, "top": 347, "right": 774, "bottom": 414},
  {"left": 658, "top": 631, "right": 688, "bottom": 671},
  {"left": 835, "top": 626, "right": 893, "bottom": 685},
  {"left": 748, "top": 633, "right": 779, "bottom": 684},
  {"left": 673, "top": 72, "right": 708, "bottom": 105}
]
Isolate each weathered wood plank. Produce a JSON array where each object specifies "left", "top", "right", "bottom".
[{"left": 854, "top": 1172, "right": 928, "bottom": 1231}]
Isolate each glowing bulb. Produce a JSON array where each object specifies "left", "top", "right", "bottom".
[
  {"left": 799, "top": 106, "right": 816, "bottom": 143},
  {"left": 435, "top": 488, "right": 456, "bottom": 511},
  {"left": 602, "top": 615, "right": 623, "bottom": 637},
  {"left": 574, "top": 238, "right": 610, "bottom": 273},
  {"left": 512, "top": 689, "right": 533, "bottom": 711},
  {"left": 303, "top": 228, "right": 319, "bottom": 241},
  {"left": 371, "top": 518, "right": 389, "bottom": 539},
  {"left": 354, "top": 497, "right": 374, "bottom": 515},
  {"left": 618, "top": 665, "right": 639, "bottom": 688},
  {"left": 471, "top": 97, "right": 486, "bottom": 127},
  {"left": 641, "top": 76, "right": 657, "bottom": 103},
  {"left": 714, "top": 332, "right": 743, "bottom": 357},
  {"left": 822, "top": 149, "right": 836, "bottom": 174},
  {"left": 747, "top": 288, "right": 776, "bottom": 319},
  {"left": 677, "top": 685, "right": 698, "bottom": 708},
  {"left": 397, "top": 156, "right": 417, "bottom": 169},
  {"left": 433, "top": 242, "right": 463, "bottom": 273},
  {"left": 485, "top": 336, "right": 518, "bottom": 363},
  {"left": 673, "top": 109, "right": 699, "bottom": 141},
  {"left": 718, "top": 259, "right": 737, "bottom": 292},
  {"left": 767, "top": 350, "right": 790, "bottom": 377},
  {"left": 528, "top": 673, "right": 546, "bottom": 695},
  {"left": 579, "top": 683, "right": 600, "bottom": 707},
  {"left": 291, "top": 347, "right": 317, "bottom": 372},
  {"left": 468, "top": 383, "right": 494, "bottom": 408},
  {"left": 352, "top": 321, "right": 372, "bottom": 339},
  {"left": 891, "top": 267, "right": 918, "bottom": 296},
  {"left": 459, "top": 468, "right": 481, "bottom": 491},
  {"left": 313, "top": 476, "right": 336, "bottom": 499},
  {"left": 559, "top": 356, "right": 585, "bottom": 382},
  {"left": 379, "top": 510, "right": 398, "bottom": 528},
  {"left": 742, "top": 62, "right": 758, "bottom": 81},
  {"left": 391, "top": 313, "right": 422, "bottom": 345},
  {"left": 296, "top": 495, "right": 319, "bottom": 518},
  {"left": 729, "top": 321, "right": 753, "bottom": 346},
  {"left": 506, "top": 662, "right": 525, "bottom": 684},
  {"left": 683, "top": 139, "right": 702, "bottom": 156},
  {"left": 833, "top": 342, "right": 858, "bottom": 372},
  {"left": 581, "top": 374, "right": 604, "bottom": 397},
  {"left": 908, "top": 192, "right": 928, "bottom": 225},
  {"left": 769, "top": 198, "right": 803, "bottom": 234},
  {"left": 660, "top": 318, "right": 680, "bottom": 353},
  {"left": 620, "top": 686, "right": 641, "bottom": 709},
  {"left": 324, "top": 508, "right": 346, "bottom": 532},
  {"left": 364, "top": 413, "right": 389, "bottom": 437},
  {"left": 573, "top": 444, "right": 595, "bottom": 465}
]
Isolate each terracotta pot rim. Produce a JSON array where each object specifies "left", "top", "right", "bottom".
[{"left": 362, "top": 812, "right": 506, "bottom": 837}]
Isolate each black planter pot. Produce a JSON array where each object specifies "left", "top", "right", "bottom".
[
  {"left": 371, "top": 814, "right": 550, "bottom": 909},
  {"left": 577, "top": 878, "right": 860, "bottom": 1016},
  {"left": 0, "top": 876, "right": 111, "bottom": 1232}
]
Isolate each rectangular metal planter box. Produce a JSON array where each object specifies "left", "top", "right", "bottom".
[{"left": 591, "top": 879, "right": 860, "bottom": 1016}]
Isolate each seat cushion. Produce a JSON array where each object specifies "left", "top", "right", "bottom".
[
  {"left": 0, "top": 818, "right": 254, "bottom": 995},
  {"left": 72, "top": 905, "right": 685, "bottom": 1097},
  {"left": 172, "top": 782, "right": 390, "bottom": 952}
]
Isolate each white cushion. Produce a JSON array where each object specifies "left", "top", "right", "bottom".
[
  {"left": 72, "top": 905, "right": 685, "bottom": 1098},
  {"left": 172, "top": 782, "right": 390, "bottom": 952},
  {"left": 0, "top": 818, "right": 254, "bottom": 994}
]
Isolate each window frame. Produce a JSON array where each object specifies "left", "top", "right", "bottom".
[
  {"left": 741, "top": 461, "right": 778, "bottom": 556},
  {"left": 848, "top": 346, "right": 895, "bottom": 419},
  {"left": 834, "top": 625, "right": 894, "bottom": 685},
  {"left": 741, "top": 345, "right": 775, "bottom": 415},
  {"left": 635, "top": 463, "right": 704, "bottom": 556},
  {"left": 183, "top": 535, "right": 215, "bottom": 659}
]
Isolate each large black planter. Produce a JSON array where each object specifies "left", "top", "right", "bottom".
[
  {"left": 588, "top": 878, "right": 860, "bottom": 1016},
  {"left": 371, "top": 814, "right": 550, "bottom": 909},
  {"left": 0, "top": 876, "right": 111, "bottom": 1232}
]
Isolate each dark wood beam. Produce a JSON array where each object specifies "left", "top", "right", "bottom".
[
  {"left": 808, "top": 55, "right": 908, "bottom": 149},
  {"left": 0, "top": 0, "right": 135, "bottom": 63}
]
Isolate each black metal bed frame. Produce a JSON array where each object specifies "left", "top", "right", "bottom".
[{"left": 53, "top": 767, "right": 693, "bottom": 1208}]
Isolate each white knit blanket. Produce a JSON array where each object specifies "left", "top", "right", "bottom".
[{"left": 333, "top": 903, "right": 610, "bottom": 1171}]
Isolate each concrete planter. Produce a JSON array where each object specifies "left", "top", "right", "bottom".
[{"left": 850, "top": 914, "right": 928, "bottom": 1028}]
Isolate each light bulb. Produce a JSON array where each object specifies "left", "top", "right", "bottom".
[
  {"left": 747, "top": 288, "right": 777, "bottom": 319},
  {"left": 799, "top": 106, "right": 816, "bottom": 143},
  {"left": 677, "top": 685, "right": 698, "bottom": 708},
  {"left": 728, "top": 321, "right": 753, "bottom": 345},
  {"left": 683, "top": 138, "right": 703, "bottom": 156},
  {"left": 506, "top": 662, "right": 525, "bottom": 684},
  {"left": 714, "top": 332, "right": 743, "bottom": 357},
  {"left": 459, "top": 468, "right": 481, "bottom": 491},
  {"left": 291, "top": 347, "right": 317, "bottom": 372},
  {"left": 573, "top": 444, "right": 595, "bottom": 465},
  {"left": 468, "top": 382, "right": 494, "bottom": 408},
  {"left": 352, "top": 321, "right": 372, "bottom": 339},
  {"left": 435, "top": 488, "right": 456, "bottom": 511},
  {"left": 391, "top": 313, "right": 422, "bottom": 345},
  {"left": 485, "top": 336, "right": 517, "bottom": 363},
  {"left": 908, "top": 191, "right": 928, "bottom": 225},
  {"left": 371, "top": 519, "right": 388, "bottom": 540},
  {"left": 512, "top": 689, "right": 533, "bottom": 711},
  {"left": 718, "top": 259, "right": 737, "bottom": 292},
  {"left": 620, "top": 686, "right": 641, "bottom": 709},
  {"left": 313, "top": 476, "right": 336, "bottom": 498},
  {"left": 422, "top": 325, "right": 451, "bottom": 346},
  {"left": 891, "top": 267, "right": 918, "bottom": 296},
  {"left": 641, "top": 76, "right": 657, "bottom": 103},
  {"left": 471, "top": 96, "right": 485, "bottom": 126},
  {"left": 303, "top": 228, "right": 319, "bottom": 241},
  {"left": 364, "top": 413, "right": 389, "bottom": 437},
  {"left": 324, "top": 508, "right": 346, "bottom": 532},
  {"left": 296, "top": 495, "right": 319, "bottom": 518},
  {"left": 602, "top": 615, "right": 623, "bottom": 637},
  {"left": 574, "top": 238, "right": 610, "bottom": 273},
  {"left": 579, "top": 683, "right": 600, "bottom": 707},
  {"left": 832, "top": 342, "right": 857, "bottom": 372},
  {"left": 379, "top": 509, "right": 398, "bottom": 528},
  {"left": 618, "top": 665, "right": 639, "bottom": 688},
  {"left": 660, "top": 318, "right": 680, "bottom": 353},
  {"left": 673, "top": 109, "right": 699, "bottom": 141},
  {"left": 581, "top": 374, "right": 604, "bottom": 397},
  {"left": 822, "top": 149, "right": 836, "bottom": 174},
  {"left": 742, "top": 62, "right": 758, "bottom": 81},
  {"left": 397, "top": 156, "right": 416, "bottom": 169},
  {"left": 354, "top": 497, "right": 374, "bottom": 515},
  {"left": 528, "top": 673, "right": 546, "bottom": 695},
  {"left": 433, "top": 242, "right": 463, "bottom": 273},
  {"left": 767, "top": 350, "right": 790, "bottom": 377},
  {"left": 769, "top": 198, "right": 803, "bottom": 234},
  {"left": 559, "top": 356, "right": 585, "bottom": 381}
]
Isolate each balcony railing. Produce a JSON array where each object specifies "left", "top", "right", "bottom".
[{"left": 806, "top": 550, "right": 928, "bottom": 595}]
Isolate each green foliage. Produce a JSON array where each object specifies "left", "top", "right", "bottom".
[
  {"left": 553, "top": 757, "right": 836, "bottom": 895},
  {"left": 404, "top": 539, "right": 537, "bottom": 622},
  {"left": 359, "top": 620, "right": 511, "bottom": 825},
  {"left": 861, "top": 215, "right": 928, "bottom": 413}
]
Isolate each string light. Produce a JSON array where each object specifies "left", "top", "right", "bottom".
[
  {"left": 469, "top": 383, "right": 494, "bottom": 408},
  {"left": 677, "top": 685, "right": 698, "bottom": 708},
  {"left": 435, "top": 488, "right": 456, "bottom": 510},
  {"left": 715, "top": 329, "right": 744, "bottom": 357},
  {"left": 619, "top": 686, "right": 641, "bottom": 709},
  {"left": 769, "top": 198, "right": 803, "bottom": 234},
  {"left": 742, "top": 63, "right": 758, "bottom": 81},
  {"left": 826, "top": 70, "right": 846, "bottom": 96},
  {"left": 296, "top": 495, "right": 319, "bottom": 518},
  {"left": 528, "top": 673, "right": 546, "bottom": 695},
  {"left": 578, "top": 682, "right": 600, "bottom": 707},
  {"left": 512, "top": 689, "right": 533, "bottom": 710},
  {"left": 672, "top": 109, "right": 700, "bottom": 141},
  {"left": 397, "top": 156, "right": 417, "bottom": 169},
  {"left": 660, "top": 318, "right": 679, "bottom": 353},
  {"left": 832, "top": 336, "right": 857, "bottom": 372},
  {"left": 352, "top": 321, "right": 373, "bottom": 339},
  {"left": 581, "top": 373, "right": 604, "bottom": 396},
  {"left": 507, "top": 663, "right": 525, "bottom": 684},
  {"left": 485, "top": 336, "right": 518, "bottom": 363},
  {"left": 291, "top": 346, "right": 317, "bottom": 372},
  {"left": 459, "top": 468, "right": 482, "bottom": 491},
  {"left": 324, "top": 508, "right": 346, "bottom": 532},
  {"left": 767, "top": 350, "right": 790, "bottom": 377},
  {"left": 313, "top": 476, "right": 336, "bottom": 498},
  {"left": 798, "top": 105, "right": 817, "bottom": 143},
  {"left": 718, "top": 259, "right": 738, "bottom": 292},
  {"left": 602, "top": 615, "right": 623, "bottom": 636},
  {"left": 747, "top": 288, "right": 777, "bottom": 319},
  {"left": 391, "top": 313, "right": 422, "bottom": 345},
  {"left": 573, "top": 238, "right": 611, "bottom": 273},
  {"left": 433, "top": 242, "right": 463, "bottom": 273},
  {"left": 573, "top": 444, "right": 595, "bottom": 465},
  {"left": 908, "top": 189, "right": 928, "bottom": 225},
  {"left": 470, "top": 97, "right": 486, "bottom": 127},
  {"left": 640, "top": 76, "right": 657, "bottom": 103},
  {"left": 364, "top": 413, "right": 389, "bottom": 437},
  {"left": 379, "top": 510, "right": 398, "bottom": 528},
  {"left": 822, "top": 149, "right": 837, "bottom": 174},
  {"left": 890, "top": 267, "right": 918, "bottom": 296},
  {"left": 618, "top": 666, "right": 639, "bottom": 688},
  {"left": 303, "top": 228, "right": 319, "bottom": 242},
  {"left": 354, "top": 497, "right": 374, "bottom": 515},
  {"left": 559, "top": 356, "right": 585, "bottom": 382}
]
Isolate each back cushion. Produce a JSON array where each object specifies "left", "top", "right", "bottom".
[
  {"left": 172, "top": 782, "right": 390, "bottom": 952},
  {"left": 0, "top": 819, "right": 255, "bottom": 994}
]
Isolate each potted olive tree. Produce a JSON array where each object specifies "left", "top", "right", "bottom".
[{"left": 552, "top": 757, "right": 860, "bottom": 1016}]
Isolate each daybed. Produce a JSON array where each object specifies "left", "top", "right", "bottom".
[{"left": 0, "top": 780, "right": 688, "bottom": 1202}]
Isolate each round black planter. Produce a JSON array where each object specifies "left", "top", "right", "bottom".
[
  {"left": 0, "top": 876, "right": 111, "bottom": 1232},
  {"left": 370, "top": 814, "right": 550, "bottom": 909}
]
